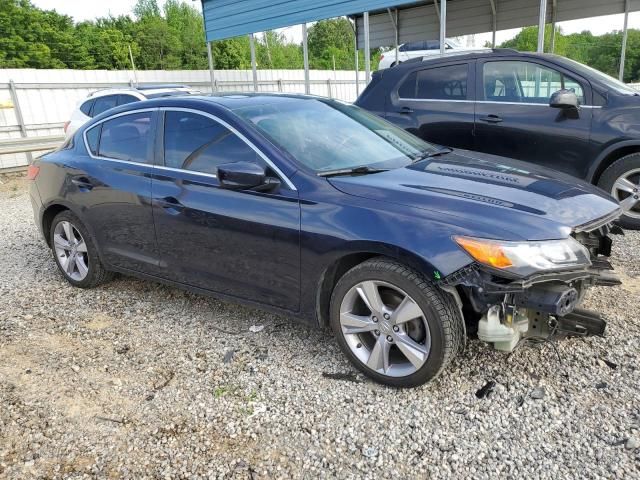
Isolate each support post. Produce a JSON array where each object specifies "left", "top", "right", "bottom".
[
  {"left": 302, "top": 23, "right": 310, "bottom": 94},
  {"left": 537, "top": 0, "right": 548, "bottom": 53},
  {"left": 395, "top": 9, "right": 399, "bottom": 64},
  {"left": 364, "top": 12, "right": 371, "bottom": 83},
  {"left": 439, "top": 0, "right": 447, "bottom": 55},
  {"left": 387, "top": 8, "right": 399, "bottom": 65},
  {"left": 249, "top": 33, "right": 258, "bottom": 91},
  {"left": 620, "top": 0, "right": 630, "bottom": 82},
  {"left": 350, "top": 19, "right": 360, "bottom": 96},
  {"left": 206, "top": 41, "right": 216, "bottom": 93},
  {"left": 8, "top": 79, "right": 32, "bottom": 163},
  {"left": 550, "top": 0, "right": 557, "bottom": 53},
  {"left": 489, "top": 0, "right": 497, "bottom": 48}
]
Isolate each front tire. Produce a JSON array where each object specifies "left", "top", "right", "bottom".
[
  {"left": 330, "top": 258, "right": 464, "bottom": 388},
  {"left": 50, "top": 211, "right": 112, "bottom": 288},
  {"left": 597, "top": 153, "right": 640, "bottom": 229}
]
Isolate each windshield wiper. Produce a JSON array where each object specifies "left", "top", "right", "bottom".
[
  {"left": 411, "top": 147, "right": 453, "bottom": 163},
  {"left": 317, "top": 165, "right": 389, "bottom": 178}
]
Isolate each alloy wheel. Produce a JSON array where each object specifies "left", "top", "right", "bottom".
[
  {"left": 339, "top": 280, "right": 431, "bottom": 377},
  {"left": 53, "top": 220, "right": 89, "bottom": 281},
  {"left": 611, "top": 168, "right": 640, "bottom": 219}
]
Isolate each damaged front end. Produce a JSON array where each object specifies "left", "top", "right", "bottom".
[{"left": 443, "top": 217, "right": 622, "bottom": 352}]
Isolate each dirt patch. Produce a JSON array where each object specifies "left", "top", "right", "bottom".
[
  {"left": 618, "top": 271, "right": 640, "bottom": 294},
  {"left": 0, "top": 173, "right": 27, "bottom": 197}
]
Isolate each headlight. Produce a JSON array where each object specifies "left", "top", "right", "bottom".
[{"left": 454, "top": 236, "right": 591, "bottom": 276}]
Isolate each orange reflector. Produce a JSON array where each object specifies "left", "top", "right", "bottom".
[
  {"left": 26, "top": 164, "right": 40, "bottom": 180},
  {"left": 454, "top": 236, "right": 513, "bottom": 269}
]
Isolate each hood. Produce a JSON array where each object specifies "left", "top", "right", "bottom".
[{"left": 328, "top": 149, "right": 620, "bottom": 241}]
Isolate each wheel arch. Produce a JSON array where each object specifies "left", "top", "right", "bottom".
[
  {"left": 41, "top": 203, "right": 71, "bottom": 247},
  {"left": 589, "top": 141, "right": 640, "bottom": 185},
  {"left": 314, "top": 245, "right": 441, "bottom": 329}
]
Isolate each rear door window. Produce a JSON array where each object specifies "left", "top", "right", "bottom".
[
  {"left": 398, "top": 64, "right": 468, "bottom": 100},
  {"left": 91, "top": 95, "right": 119, "bottom": 116},
  {"left": 98, "top": 112, "right": 154, "bottom": 163},
  {"left": 163, "top": 111, "right": 262, "bottom": 175}
]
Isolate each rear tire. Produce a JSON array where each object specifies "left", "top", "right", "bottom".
[
  {"left": 597, "top": 153, "right": 640, "bottom": 230},
  {"left": 330, "top": 257, "right": 464, "bottom": 388},
  {"left": 50, "top": 211, "right": 112, "bottom": 288}
]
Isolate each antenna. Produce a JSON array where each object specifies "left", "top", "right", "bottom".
[{"left": 128, "top": 44, "right": 138, "bottom": 87}]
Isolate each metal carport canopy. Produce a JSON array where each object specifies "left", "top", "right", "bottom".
[
  {"left": 200, "top": 0, "right": 639, "bottom": 92},
  {"left": 200, "top": 0, "right": 418, "bottom": 42},
  {"left": 354, "top": 0, "right": 640, "bottom": 49}
]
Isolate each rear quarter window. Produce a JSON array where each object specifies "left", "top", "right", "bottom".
[{"left": 85, "top": 125, "right": 101, "bottom": 155}]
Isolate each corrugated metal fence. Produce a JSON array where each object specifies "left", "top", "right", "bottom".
[{"left": 0, "top": 68, "right": 365, "bottom": 171}]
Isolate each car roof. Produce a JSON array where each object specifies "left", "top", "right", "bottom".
[
  {"left": 144, "top": 92, "right": 335, "bottom": 109},
  {"left": 80, "top": 93, "right": 339, "bottom": 125},
  {"left": 388, "top": 48, "right": 586, "bottom": 72},
  {"left": 88, "top": 85, "right": 192, "bottom": 99}
]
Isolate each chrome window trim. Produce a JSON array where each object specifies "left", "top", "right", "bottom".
[
  {"left": 153, "top": 164, "right": 217, "bottom": 180},
  {"left": 396, "top": 97, "right": 602, "bottom": 108},
  {"left": 161, "top": 107, "right": 297, "bottom": 190},
  {"left": 82, "top": 107, "right": 297, "bottom": 190},
  {"left": 397, "top": 98, "right": 472, "bottom": 104},
  {"left": 83, "top": 108, "right": 158, "bottom": 167}
]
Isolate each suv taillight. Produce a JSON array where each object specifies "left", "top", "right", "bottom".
[
  {"left": 63, "top": 121, "right": 70, "bottom": 133},
  {"left": 26, "top": 165, "right": 40, "bottom": 180}
]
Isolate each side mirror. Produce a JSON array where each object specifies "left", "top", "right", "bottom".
[
  {"left": 550, "top": 89, "right": 579, "bottom": 110},
  {"left": 217, "top": 162, "right": 266, "bottom": 190},
  {"left": 217, "top": 162, "right": 280, "bottom": 192}
]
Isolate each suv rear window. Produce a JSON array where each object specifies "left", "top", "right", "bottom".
[
  {"left": 398, "top": 64, "right": 468, "bottom": 100},
  {"left": 80, "top": 99, "right": 94, "bottom": 116},
  {"left": 91, "top": 95, "right": 119, "bottom": 117}
]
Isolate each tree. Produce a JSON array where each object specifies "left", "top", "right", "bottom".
[
  {"left": 133, "top": 0, "right": 160, "bottom": 19},
  {"left": 499, "top": 25, "right": 640, "bottom": 82},
  {"left": 164, "top": 0, "right": 207, "bottom": 69}
]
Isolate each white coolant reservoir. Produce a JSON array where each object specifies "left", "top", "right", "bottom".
[{"left": 478, "top": 305, "right": 529, "bottom": 352}]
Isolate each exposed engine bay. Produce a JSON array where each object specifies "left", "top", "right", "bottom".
[{"left": 445, "top": 221, "right": 622, "bottom": 352}]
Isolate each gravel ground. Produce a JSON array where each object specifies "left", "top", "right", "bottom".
[{"left": 1, "top": 176, "right": 639, "bottom": 479}]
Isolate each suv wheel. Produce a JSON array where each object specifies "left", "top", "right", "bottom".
[
  {"left": 598, "top": 153, "right": 640, "bottom": 229},
  {"left": 50, "top": 211, "right": 112, "bottom": 288},
  {"left": 330, "top": 258, "right": 464, "bottom": 388}
]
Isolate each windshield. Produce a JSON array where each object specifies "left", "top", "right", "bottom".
[
  {"left": 558, "top": 57, "right": 639, "bottom": 95},
  {"left": 233, "top": 98, "right": 438, "bottom": 172}
]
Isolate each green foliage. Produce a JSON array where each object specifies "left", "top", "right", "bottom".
[{"left": 499, "top": 25, "right": 640, "bottom": 82}]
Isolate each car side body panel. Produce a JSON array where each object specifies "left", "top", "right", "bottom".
[{"left": 32, "top": 95, "right": 620, "bottom": 329}]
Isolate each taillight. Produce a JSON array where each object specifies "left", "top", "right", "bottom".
[
  {"left": 26, "top": 165, "right": 40, "bottom": 180},
  {"left": 63, "top": 121, "right": 70, "bottom": 133},
  {"left": 380, "top": 54, "right": 385, "bottom": 60}
]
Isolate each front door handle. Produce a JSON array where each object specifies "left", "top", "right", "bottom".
[
  {"left": 479, "top": 114, "right": 503, "bottom": 123},
  {"left": 71, "top": 176, "right": 94, "bottom": 191},
  {"left": 398, "top": 106, "right": 414, "bottom": 114}
]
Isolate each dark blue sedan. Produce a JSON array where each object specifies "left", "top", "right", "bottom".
[{"left": 28, "top": 94, "right": 621, "bottom": 387}]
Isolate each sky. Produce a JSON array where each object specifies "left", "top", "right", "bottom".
[{"left": 31, "top": 0, "right": 640, "bottom": 47}]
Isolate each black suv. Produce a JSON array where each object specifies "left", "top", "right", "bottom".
[{"left": 356, "top": 49, "right": 640, "bottom": 229}]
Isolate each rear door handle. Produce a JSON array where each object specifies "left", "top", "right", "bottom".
[
  {"left": 71, "top": 177, "right": 94, "bottom": 190},
  {"left": 398, "top": 106, "right": 414, "bottom": 114},
  {"left": 155, "top": 196, "right": 184, "bottom": 214},
  {"left": 479, "top": 114, "right": 503, "bottom": 123}
]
